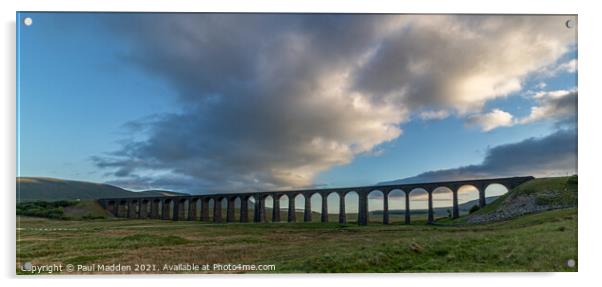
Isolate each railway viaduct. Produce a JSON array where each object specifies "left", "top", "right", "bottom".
[{"left": 98, "top": 176, "right": 533, "bottom": 225}]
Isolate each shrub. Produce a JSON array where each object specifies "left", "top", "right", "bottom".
[
  {"left": 82, "top": 214, "right": 105, "bottom": 220},
  {"left": 16, "top": 200, "right": 78, "bottom": 219},
  {"left": 469, "top": 205, "right": 480, "bottom": 214},
  {"left": 567, "top": 175, "right": 578, "bottom": 185}
]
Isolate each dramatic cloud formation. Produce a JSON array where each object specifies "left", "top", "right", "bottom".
[
  {"left": 352, "top": 16, "right": 574, "bottom": 113},
  {"left": 94, "top": 14, "right": 576, "bottom": 193},
  {"left": 383, "top": 128, "right": 577, "bottom": 184}
]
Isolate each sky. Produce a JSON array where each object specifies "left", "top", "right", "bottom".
[{"left": 17, "top": 13, "right": 577, "bottom": 210}]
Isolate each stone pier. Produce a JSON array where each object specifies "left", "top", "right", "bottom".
[
  {"left": 140, "top": 200, "right": 149, "bottom": 219},
  {"left": 272, "top": 196, "right": 280, "bottom": 222},
  {"left": 226, "top": 197, "right": 235, "bottom": 223},
  {"left": 321, "top": 194, "right": 328, "bottom": 223},
  {"left": 240, "top": 196, "right": 249, "bottom": 223},
  {"left": 213, "top": 198, "right": 222, "bottom": 223},
  {"left": 150, "top": 199, "right": 160, "bottom": 219},
  {"left": 161, "top": 199, "right": 171, "bottom": 220},
  {"left": 128, "top": 200, "right": 138, "bottom": 218},
  {"left": 383, "top": 193, "right": 389, "bottom": 224},
  {"left": 339, "top": 193, "right": 346, "bottom": 224},
  {"left": 427, "top": 191, "right": 434, "bottom": 224},
  {"left": 288, "top": 196, "right": 296, "bottom": 222},
  {"left": 253, "top": 196, "right": 264, "bottom": 223},
  {"left": 188, "top": 198, "right": 198, "bottom": 221},
  {"left": 304, "top": 194, "right": 312, "bottom": 222}
]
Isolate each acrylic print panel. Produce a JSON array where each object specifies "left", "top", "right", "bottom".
[{"left": 16, "top": 12, "right": 577, "bottom": 274}]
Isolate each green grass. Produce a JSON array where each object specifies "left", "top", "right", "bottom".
[{"left": 16, "top": 207, "right": 577, "bottom": 274}]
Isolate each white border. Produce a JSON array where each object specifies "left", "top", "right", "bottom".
[{"left": 2, "top": 1, "right": 601, "bottom": 287}]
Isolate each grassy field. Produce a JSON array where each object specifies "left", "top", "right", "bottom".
[{"left": 16, "top": 207, "right": 577, "bottom": 274}]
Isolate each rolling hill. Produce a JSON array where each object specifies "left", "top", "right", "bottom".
[
  {"left": 16, "top": 177, "right": 188, "bottom": 202},
  {"left": 461, "top": 175, "right": 577, "bottom": 224}
]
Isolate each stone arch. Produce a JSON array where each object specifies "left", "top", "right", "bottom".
[
  {"left": 310, "top": 192, "right": 322, "bottom": 222},
  {"left": 367, "top": 189, "right": 385, "bottom": 224},
  {"left": 432, "top": 186, "right": 454, "bottom": 220},
  {"left": 388, "top": 189, "right": 405, "bottom": 223},
  {"left": 344, "top": 191, "right": 359, "bottom": 223},
  {"left": 409, "top": 188, "right": 428, "bottom": 223},
  {"left": 457, "top": 184, "right": 481, "bottom": 215},
  {"left": 264, "top": 194, "right": 274, "bottom": 222},
  {"left": 277, "top": 193, "right": 289, "bottom": 222},
  {"left": 232, "top": 196, "right": 241, "bottom": 222},
  {"left": 484, "top": 182, "right": 510, "bottom": 199},
  {"left": 293, "top": 193, "right": 305, "bottom": 222},
  {"left": 264, "top": 194, "right": 274, "bottom": 209},
  {"left": 326, "top": 192, "right": 339, "bottom": 214}
]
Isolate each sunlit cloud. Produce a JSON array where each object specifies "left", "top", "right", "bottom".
[
  {"left": 466, "top": 109, "right": 515, "bottom": 132},
  {"left": 519, "top": 90, "right": 577, "bottom": 125}
]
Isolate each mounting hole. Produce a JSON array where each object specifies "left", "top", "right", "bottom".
[
  {"left": 567, "top": 259, "right": 576, "bottom": 268},
  {"left": 565, "top": 19, "right": 575, "bottom": 29}
]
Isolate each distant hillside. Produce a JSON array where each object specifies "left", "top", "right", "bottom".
[
  {"left": 17, "top": 177, "right": 188, "bottom": 202},
  {"left": 370, "top": 196, "right": 499, "bottom": 217}
]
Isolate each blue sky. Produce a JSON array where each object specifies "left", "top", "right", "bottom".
[
  {"left": 18, "top": 13, "right": 179, "bottom": 181},
  {"left": 17, "top": 13, "right": 577, "bottom": 206}
]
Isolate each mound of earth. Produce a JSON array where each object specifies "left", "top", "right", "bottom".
[{"left": 465, "top": 175, "right": 577, "bottom": 224}]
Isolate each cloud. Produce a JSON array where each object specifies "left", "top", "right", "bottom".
[
  {"left": 465, "top": 89, "right": 577, "bottom": 131},
  {"left": 352, "top": 15, "right": 575, "bottom": 114},
  {"left": 419, "top": 110, "right": 450, "bottom": 120},
  {"left": 538, "top": 58, "right": 578, "bottom": 77},
  {"left": 94, "top": 14, "right": 576, "bottom": 193},
  {"left": 466, "top": 109, "right": 515, "bottom": 132},
  {"left": 382, "top": 128, "right": 577, "bottom": 184},
  {"left": 520, "top": 90, "right": 577, "bottom": 125},
  {"left": 557, "top": 59, "right": 578, "bottom": 73}
]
